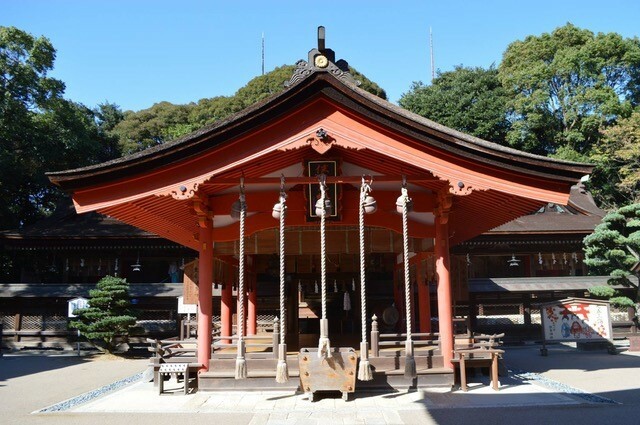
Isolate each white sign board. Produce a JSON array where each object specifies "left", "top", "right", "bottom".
[
  {"left": 177, "top": 296, "right": 197, "bottom": 314},
  {"left": 540, "top": 297, "right": 612, "bottom": 342},
  {"left": 68, "top": 297, "right": 89, "bottom": 318}
]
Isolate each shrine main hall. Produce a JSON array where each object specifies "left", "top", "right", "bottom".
[{"left": 48, "top": 30, "right": 592, "bottom": 392}]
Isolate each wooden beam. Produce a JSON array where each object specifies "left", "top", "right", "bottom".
[{"left": 201, "top": 175, "right": 438, "bottom": 187}]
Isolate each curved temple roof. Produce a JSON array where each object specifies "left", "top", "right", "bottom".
[{"left": 48, "top": 38, "right": 593, "bottom": 250}]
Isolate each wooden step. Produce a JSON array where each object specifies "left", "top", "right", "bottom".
[
  {"left": 208, "top": 356, "right": 300, "bottom": 371},
  {"left": 369, "top": 354, "right": 445, "bottom": 370}
]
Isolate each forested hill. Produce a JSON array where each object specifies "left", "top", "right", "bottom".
[{"left": 111, "top": 65, "right": 387, "bottom": 155}]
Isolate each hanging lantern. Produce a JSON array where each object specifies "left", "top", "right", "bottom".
[
  {"left": 131, "top": 252, "right": 141, "bottom": 272},
  {"left": 507, "top": 254, "right": 521, "bottom": 267}
]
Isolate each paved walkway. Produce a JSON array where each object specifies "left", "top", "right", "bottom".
[{"left": 2, "top": 342, "right": 640, "bottom": 425}]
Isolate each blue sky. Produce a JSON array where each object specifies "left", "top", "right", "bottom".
[{"left": 4, "top": 0, "right": 640, "bottom": 112}]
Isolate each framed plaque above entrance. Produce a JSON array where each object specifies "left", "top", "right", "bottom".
[{"left": 305, "top": 160, "right": 340, "bottom": 221}]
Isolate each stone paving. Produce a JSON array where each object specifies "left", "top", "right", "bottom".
[{"left": 65, "top": 371, "right": 587, "bottom": 424}]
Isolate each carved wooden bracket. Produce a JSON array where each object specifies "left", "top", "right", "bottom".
[
  {"left": 279, "top": 129, "right": 363, "bottom": 154},
  {"left": 191, "top": 196, "right": 212, "bottom": 229},
  {"left": 169, "top": 182, "right": 200, "bottom": 200},
  {"left": 435, "top": 190, "right": 453, "bottom": 225},
  {"left": 427, "top": 167, "right": 487, "bottom": 197},
  {"left": 448, "top": 181, "right": 478, "bottom": 196}
]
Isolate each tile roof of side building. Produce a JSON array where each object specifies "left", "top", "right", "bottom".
[
  {"left": 0, "top": 197, "right": 155, "bottom": 240},
  {"left": 488, "top": 183, "right": 605, "bottom": 234}
]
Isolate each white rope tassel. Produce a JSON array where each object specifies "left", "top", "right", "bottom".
[
  {"left": 235, "top": 184, "right": 248, "bottom": 379},
  {"left": 358, "top": 178, "right": 373, "bottom": 381},
  {"left": 401, "top": 185, "right": 417, "bottom": 379},
  {"left": 275, "top": 182, "right": 289, "bottom": 383},
  {"left": 317, "top": 175, "right": 331, "bottom": 359}
]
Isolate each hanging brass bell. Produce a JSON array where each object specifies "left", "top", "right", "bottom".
[
  {"left": 315, "top": 198, "right": 332, "bottom": 216},
  {"left": 363, "top": 195, "right": 377, "bottom": 214}
]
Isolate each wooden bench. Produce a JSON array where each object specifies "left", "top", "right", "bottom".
[
  {"left": 158, "top": 363, "right": 190, "bottom": 395},
  {"left": 452, "top": 333, "right": 504, "bottom": 392}
]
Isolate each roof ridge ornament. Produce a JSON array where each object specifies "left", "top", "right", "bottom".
[{"left": 285, "top": 26, "right": 361, "bottom": 88}]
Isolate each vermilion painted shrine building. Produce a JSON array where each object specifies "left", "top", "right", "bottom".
[{"left": 43, "top": 37, "right": 593, "bottom": 383}]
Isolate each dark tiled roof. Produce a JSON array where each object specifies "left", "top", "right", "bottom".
[
  {"left": 488, "top": 183, "right": 605, "bottom": 234},
  {"left": 0, "top": 198, "right": 155, "bottom": 240},
  {"left": 0, "top": 282, "right": 183, "bottom": 298},
  {"left": 468, "top": 275, "right": 635, "bottom": 293}
]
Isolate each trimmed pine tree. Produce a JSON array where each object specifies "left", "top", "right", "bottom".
[
  {"left": 584, "top": 203, "right": 640, "bottom": 329},
  {"left": 70, "top": 275, "right": 137, "bottom": 352}
]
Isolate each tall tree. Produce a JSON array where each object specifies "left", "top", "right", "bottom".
[
  {"left": 399, "top": 66, "right": 510, "bottom": 144},
  {"left": 499, "top": 23, "right": 640, "bottom": 157},
  {"left": 0, "top": 27, "right": 117, "bottom": 229},
  {"left": 590, "top": 109, "right": 640, "bottom": 207},
  {"left": 94, "top": 102, "right": 125, "bottom": 161},
  {"left": 0, "top": 26, "right": 110, "bottom": 229}
]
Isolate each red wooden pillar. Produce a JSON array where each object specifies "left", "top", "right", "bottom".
[
  {"left": 435, "top": 207, "right": 454, "bottom": 369},
  {"left": 247, "top": 272, "right": 257, "bottom": 336},
  {"left": 197, "top": 220, "right": 213, "bottom": 372},
  {"left": 220, "top": 263, "right": 232, "bottom": 344},
  {"left": 417, "top": 254, "right": 432, "bottom": 333}
]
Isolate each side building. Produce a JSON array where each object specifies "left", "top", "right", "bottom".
[
  {"left": 452, "top": 183, "right": 636, "bottom": 340},
  {"left": 0, "top": 199, "right": 195, "bottom": 349}
]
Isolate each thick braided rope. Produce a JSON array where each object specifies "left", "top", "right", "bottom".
[
  {"left": 320, "top": 179, "right": 328, "bottom": 321},
  {"left": 238, "top": 199, "right": 246, "bottom": 342},
  {"left": 402, "top": 191, "right": 412, "bottom": 342},
  {"left": 278, "top": 195, "right": 286, "bottom": 345},
  {"left": 359, "top": 183, "right": 368, "bottom": 344}
]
